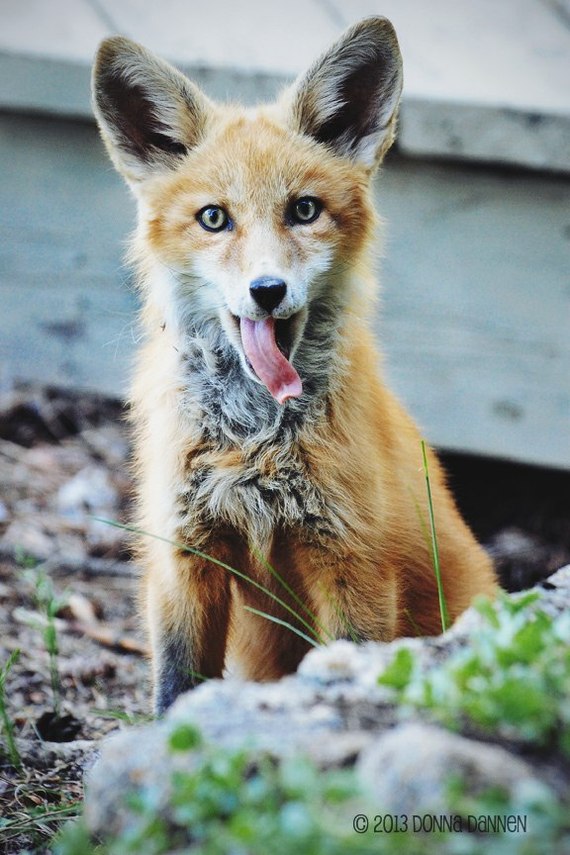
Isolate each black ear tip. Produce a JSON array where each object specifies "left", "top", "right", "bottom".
[
  {"left": 345, "top": 15, "right": 401, "bottom": 55},
  {"left": 94, "top": 35, "right": 144, "bottom": 70},
  {"left": 354, "top": 15, "right": 398, "bottom": 38},
  {"left": 92, "top": 36, "right": 151, "bottom": 102}
]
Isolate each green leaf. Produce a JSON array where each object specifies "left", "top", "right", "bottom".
[
  {"left": 377, "top": 646, "right": 415, "bottom": 691},
  {"left": 473, "top": 596, "right": 500, "bottom": 628},
  {"left": 168, "top": 723, "right": 203, "bottom": 752}
]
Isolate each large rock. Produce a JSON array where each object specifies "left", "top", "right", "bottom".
[
  {"left": 357, "top": 722, "right": 546, "bottom": 816},
  {"left": 84, "top": 566, "right": 570, "bottom": 840}
]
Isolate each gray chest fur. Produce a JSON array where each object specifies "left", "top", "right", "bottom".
[
  {"left": 179, "top": 447, "right": 342, "bottom": 548},
  {"left": 175, "top": 312, "right": 345, "bottom": 547}
]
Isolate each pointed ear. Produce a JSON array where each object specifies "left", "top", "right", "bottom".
[
  {"left": 92, "top": 37, "right": 211, "bottom": 185},
  {"left": 288, "top": 17, "right": 403, "bottom": 169}
]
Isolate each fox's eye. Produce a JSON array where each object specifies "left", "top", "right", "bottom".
[
  {"left": 289, "top": 197, "right": 322, "bottom": 225},
  {"left": 197, "top": 206, "right": 230, "bottom": 232}
]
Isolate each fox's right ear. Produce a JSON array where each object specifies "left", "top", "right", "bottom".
[
  {"left": 288, "top": 17, "right": 403, "bottom": 170},
  {"left": 92, "top": 37, "right": 211, "bottom": 185}
]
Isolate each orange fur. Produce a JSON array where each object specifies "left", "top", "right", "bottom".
[{"left": 92, "top": 18, "right": 497, "bottom": 712}]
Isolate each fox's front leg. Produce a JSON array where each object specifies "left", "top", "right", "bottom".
[
  {"left": 144, "top": 538, "right": 237, "bottom": 714},
  {"left": 293, "top": 540, "right": 400, "bottom": 643}
]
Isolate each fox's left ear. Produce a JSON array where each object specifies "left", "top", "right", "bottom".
[
  {"left": 92, "top": 36, "right": 211, "bottom": 186},
  {"left": 288, "top": 17, "right": 403, "bottom": 169}
]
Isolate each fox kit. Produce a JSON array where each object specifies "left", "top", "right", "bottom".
[{"left": 93, "top": 17, "right": 497, "bottom": 713}]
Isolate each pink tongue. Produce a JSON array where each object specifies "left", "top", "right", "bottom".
[{"left": 240, "top": 317, "right": 302, "bottom": 404}]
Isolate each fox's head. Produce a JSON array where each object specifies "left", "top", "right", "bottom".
[{"left": 92, "top": 18, "right": 402, "bottom": 406}]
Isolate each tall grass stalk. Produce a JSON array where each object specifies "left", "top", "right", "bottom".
[
  {"left": 250, "top": 544, "right": 333, "bottom": 643},
  {"left": 0, "top": 649, "right": 22, "bottom": 769},
  {"left": 243, "top": 606, "right": 320, "bottom": 648},
  {"left": 421, "top": 439, "right": 449, "bottom": 632},
  {"left": 35, "top": 572, "right": 62, "bottom": 715},
  {"left": 323, "top": 586, "right": 360, "bottom": 642},
  {"left": 404, "top": 608, "right": 422, "bottom": 637},
  {"left": 1, "top": 803, "right": 81, "bottom": 844}
]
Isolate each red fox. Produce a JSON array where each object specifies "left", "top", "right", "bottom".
[{"left": 92, "top": 17, "right": 497, "bottom": 712}]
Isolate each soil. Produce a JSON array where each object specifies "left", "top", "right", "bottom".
[{"left": 0, "top": 384, "right": 569, "bottom": 853}]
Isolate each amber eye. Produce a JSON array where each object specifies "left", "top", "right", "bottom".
[
  {"left": 197, "top": 206, "right": 230, "bottom": 232},
  {"left": 289, "top": 197, "right": 322, "bottom": 225}
]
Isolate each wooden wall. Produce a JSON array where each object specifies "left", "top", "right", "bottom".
[{"left": 1, "top": 113, "right": 568, "bottom": 468}]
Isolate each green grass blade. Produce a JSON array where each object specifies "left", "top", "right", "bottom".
[
  {"left": 250, "top": 544, "right": 332, "bottom": 643},
  {"left": 243, "top": 606, "right": 320, "bottom": 648},
  {"left": 409, "top": 486, "right": 432, "bottom": 553},
  {"left": 0, "top": 649, "right": 22, "bottom": 769},
  {"left": 320, "top": 584, "right": 359, "bottom": 642},
  {"left": 404, "top": 607, "right": 422, "bottom": 637},
  {"left": 187, "top": 669, "right": 209, "bottom": 683},
  {"left": 95, "top": 518, "right": 323, "bottom": 644},
  {"left": 421, "top": 440, "right": 449, "bottom": 632},
  {"left": 91, "top": 708, "right": 155, "bottom": 725}
]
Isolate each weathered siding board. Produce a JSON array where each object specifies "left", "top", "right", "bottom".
[
  {"left": 3, "top": 0, "right": 570, "bottom": 173},
  {"left": 1, "top": 113, "right": 568, "bottom": 468},
  {"left": 1, "top": 279, "right": 138, "bottom": 393},
  {"left": 0, "top": 113, "right": 136, "bottom": 393},
  {"left": 375, "top": 158, "right": 570, "bottom": 468}
]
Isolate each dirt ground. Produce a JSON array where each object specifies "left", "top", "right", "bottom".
[
  {"left": 0, "top": 387, "right": 148, "bottom": 853},
  {"left": 0, "top": 385, "right": 569, "bottom": 853}
]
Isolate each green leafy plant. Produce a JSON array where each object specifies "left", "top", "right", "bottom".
[
  {"left": 378, "top": 591, "right": 570, "bottom": 752},
  {"left": 54, "top": 718, "right": 570, "bottom": 855},
  {"left": 20, "top": 559, "right": 66, "bottom": 715},
  {"left": 55, "top": 730, "right": 371, "bottom": 855},
  {"left": 445, "top": 773, "right": 569, "bottom": 855}
]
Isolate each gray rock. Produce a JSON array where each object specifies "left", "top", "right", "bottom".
[
  {"left": 84, "top": 724, "right": 192, "bottom": 839},
  {"left": 357, "top": 722, "right": 544, "bottom": 815},
  {"left": 57, "top": 464, "right": 118, "bottom": 518},
  {"left": 84, "top": 566, "right": 570, "bottom": 840},
  {"left": 16, "top": 736, "right": 98, "bottom": 773}
]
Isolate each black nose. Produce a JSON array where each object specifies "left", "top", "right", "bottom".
[{"left": 249, "top": 277, "right": 287, "bottom": 313}]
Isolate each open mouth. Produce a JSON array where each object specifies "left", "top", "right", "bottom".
[
  {"left": 231, "top": 313, "right": 303, "bottom": 404},
  {"left": 274, "top": 317, "right": 294, "bottom": 359}
]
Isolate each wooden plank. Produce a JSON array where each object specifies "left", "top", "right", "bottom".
[
  {"left": 374, "top": 156, "right": 570, "bottom": 469},
  {"left": 0, "top": 113, "right": 136, "bottom": 393},
  {"left": 0, "top": 113, "right": 568, "bottom": 468},
  {"left": 2, "top": 0, "right": 569, "bottom": 171}
]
